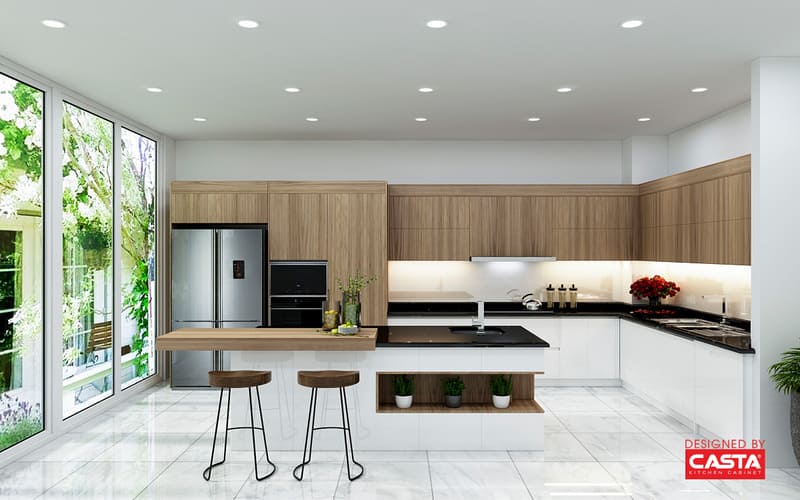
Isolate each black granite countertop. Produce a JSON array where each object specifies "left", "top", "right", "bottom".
[
  {"left": 367, "top": 325, "right": 549, "bottom": 348},
  {"left": 386, "top": 301, "right": 754, "bottom": 354}
]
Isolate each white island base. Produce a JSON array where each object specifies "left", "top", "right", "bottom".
[{"left": 222, "top": 347, "right": 545, "bottom": 451}]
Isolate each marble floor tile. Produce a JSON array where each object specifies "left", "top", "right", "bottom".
[
  {"left": 574, "top": 432, "right": 676, "bottom": 462},
  {"left": 515, "top": 461, "right": 629, "bottom": 499},
  {"left": 782, "top": 467, "right": 800, "bottom": 481},
  {"left": 19, "top": 430, "right": 122, "bottom": 462},
  {"left": 590, "top": 389, "right": 660, "bottom": 414},
  {"left": 134, "top": 461, "right": 248, "bottom": 499},
  {"left": 538, "top": 394, "right": 614, "bottom": 413},
  {"left": 0, "top": 460, "right": 88, "bottom": 500},
  {"left": 137, "top": 409, "right": 217, "bottom": 434},
  {"left": 647, "top": 432, "right": 704, "bottom": 461},
  {"left": 544, "top": 413, "right": 567, "bottom": 432},
  {"left": 93, "top": 432, "right": 200, "bottom": 462},
  {"left": 624, "top": 412, "right": 693, "bottom": 434},
  {"left": 354, "top": 450, "right": 428, "bottom": 462},
  {"left": 40, "top": 460, "right": 170, "bottom": 499},
  {"left": 601, "top": 461, "right": 731, "bottom": 500},
  {"left": 509, "top": 432, "right": 595, "bottom": 462},
  {"left": 333, "top": 461, "right": 431, "bottom": 499},
  {"left": 557, "top": 413, "right": 641, "bottom": 433},
  {"left": 430, "top": 461, "right": 532, "bottom": 500},
  {"left": 177, "top": 430, "right": 267, "bottom": 463},
  {"left": 428, "top": 450, "right": 511, "bottom": 461},
  {"left": 236, "top": 478, "right": 338, "bottom": 500},
  {"left": 710, "top": 468, "right": 800, "bottom": 500},
  {"left": 82, "top": 410, "right": 155, "bottom": 435}
]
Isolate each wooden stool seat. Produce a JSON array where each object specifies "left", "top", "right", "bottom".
[
  {"left": 297, "top": 370, "right": 359, "bottom": 389},
  {"left": 209, "top": 370, "right": 271, "bottom": 389}
]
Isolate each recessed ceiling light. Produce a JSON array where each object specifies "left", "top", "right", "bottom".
[
  {"left": 237, "top": 19, "right": 259, "bottom": 29},
  {"left": 426, "top": 20, "right": 447, "bottom": 29},
  {"left": 637, "top": 117, "right": 651, "bottom": 122},
  {"left": 193, "top": 117, "right": 207, "bottom": 122},
  {"left": 41, "top": 19, "right": 66, "bottom": 29},
  {"left": 621, "top": 20, "right": 643, "bottom": 29},
  {"left": 284, "top": 87, "right": 301, "bottom": 93},
  {"left": 414, "top": 117, "right": 428, "bottom": 122},
  {"left": 527, "top": 117, "right": 541, "bottom": 122},
  {"left": 418, "top": 87, "right": 434, "bottom": 93},
  {"left": 145, "top": 87, "right": 163, "bottom": 93},
  {"left": 556, "top": 87, "right": 573, "bottom": 93},
  {"left": 305, "top": 117, "right": 319, "bottom": 122},
  {"left": 691, "top": 87, "right": 709, "bottom": 93}
]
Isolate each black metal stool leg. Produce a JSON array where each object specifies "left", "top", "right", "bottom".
[
  {"left": 255, "top": 385, "right": 277, "bottom": 478},
  {"left": 293, "top": 387, "right": 318, "bottom": 481},
  {"left": 339, "top": 387, "right": 364, "bottom": 481},
  {"left": 203, "top": 387, "right": 227, "bottom": 481},
  {"left": 249, "top": 386, "right": 277, "bottom": 481}
]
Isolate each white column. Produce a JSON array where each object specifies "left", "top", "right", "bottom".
[
  {"left": 621, "top": 136, "right": 668, "bottom": 184},
  {"left": 751, "top": 57, "right": 800, "bottom": 467}
]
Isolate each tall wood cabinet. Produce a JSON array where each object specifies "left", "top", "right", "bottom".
[
  {"left": 638, "top": 155, "right": 750, "bottom": 265},
  {"left": 170, "top": 181, "right": 268, "bottom": 224}
]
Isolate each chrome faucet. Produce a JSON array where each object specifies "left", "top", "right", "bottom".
[
  {"left": 473, "top": 300, "right": 486, "bottom": 332},
  {"left": 720, "top": 296, "right": 728, "bottom": 325}
]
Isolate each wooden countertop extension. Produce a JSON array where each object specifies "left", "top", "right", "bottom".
[{"left": 156, "top": 328, "right": 377, "bottom": 351}]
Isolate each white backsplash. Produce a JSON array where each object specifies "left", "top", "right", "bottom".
[{"left": 388, "top": 260, "right": 751, "bottom": 320}]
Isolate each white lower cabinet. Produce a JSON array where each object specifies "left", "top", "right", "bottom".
[
  {"left": 620, "top": 318, "right": 751, "bottom": 439},
  {"left": 694, "top": 341, "right": 745, "bottom": 438}
]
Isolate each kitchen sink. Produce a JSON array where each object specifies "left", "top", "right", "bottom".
[
  {"left": 652, "top": 318, "right": 718, "bottom": 326},
  {"left": 449, "top": 326, "right": 505, "bottom": 336}
]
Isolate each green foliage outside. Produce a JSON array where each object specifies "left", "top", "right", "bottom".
[{"left": 0, "top": 417, "right": 41, "bottom": 452}]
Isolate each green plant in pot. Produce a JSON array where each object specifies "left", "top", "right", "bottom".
[
  {"left": 77, "top": 225, "right": 111, "bottom": 270},
  {"left": 336, "top": 271, "right": 376, "bottom": 326},
  {"left": 490, "top": 374, "right": 513, "bottom": 409},
  {"left": 442, "top": 376, "right": 465, "bottom": 408},
  {"left": 769, "top": 346, "right": 800, "bottom": 466},
  {"left": 393, "top": 374, "right": 414, "bottom": 409}
]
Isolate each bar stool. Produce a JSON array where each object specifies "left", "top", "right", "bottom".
[
  {"left": 203, "top": 370, "right": 277, "bottom": 482},
  {"left": 293, "top": 370, "right": 364, "bottom": 481}
]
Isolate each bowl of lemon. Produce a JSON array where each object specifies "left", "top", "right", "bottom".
[{"left": 337, "top": 322, "right": 359, "bottom": 335}]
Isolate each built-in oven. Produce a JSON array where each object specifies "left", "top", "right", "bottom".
[{"left": 268, "top": 261, "right": 327, "bottom": 327}]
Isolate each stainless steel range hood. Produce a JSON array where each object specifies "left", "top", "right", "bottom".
[{"left": 470, "top": 256, "right": 557, "bottom": 262}]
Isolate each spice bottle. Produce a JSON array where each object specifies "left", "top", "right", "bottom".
[
  {"left": 558, "top": 284, "right": 567, "bottom": 310},
  {"left": 545, "top": 284, "right": 555, "bottom": 309},
  {"left": 569, "top": 284, "right": 578, "bottom": 310}
]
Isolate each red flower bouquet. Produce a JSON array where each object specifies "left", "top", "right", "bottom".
[{"left": 629, "top": 275, "right": 680, "bottom": 303}]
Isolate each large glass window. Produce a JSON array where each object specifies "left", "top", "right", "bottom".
[
  {"left": 61, "top": 102, "right": 113, "bottom": 417},
  {"left": 120, "top": 128, "right": 156, "bottom": 388},
  {"left": 0, "top": 73, "right": 44, "bottom": 451}
]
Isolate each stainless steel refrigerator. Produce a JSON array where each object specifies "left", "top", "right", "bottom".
[{"left": 171, "top": 226, "right": 267, "bottom": 388}]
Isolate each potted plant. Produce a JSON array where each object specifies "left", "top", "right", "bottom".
[
  {"left": 393, "top": 374, "right": 414, "bottom": 409},
  {"left": 769, "top": 346, "right": 800, "bottom": 466},
  {"left": 442, "top": 376, "right": 465, "bottom": 408},
  {"left": 629, "top": 275, "right": 680, "bottom": 308},
  {"left": 77, "top": 226, "right": 111, "bottom": 270},
  {"left": 336, "top": 271, "right": 376, "bottom": 326},
  {"left": 490, "top": 374, "right": 513, "bottom": 409}
]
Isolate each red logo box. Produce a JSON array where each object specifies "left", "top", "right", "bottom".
[{"left": 685, "top": 449, "right": 765, "bottom": 480}]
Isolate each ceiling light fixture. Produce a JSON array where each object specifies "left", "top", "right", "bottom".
[
  {"left": 527, "top": 117, "right": 541, "bottom": 122},
  {"left": 426, "top": 20, "right": 447, "bottom": 29},
  {"left": 284, "top": 87, "right": 301, "bottom": 93},
  {"left": 637, "top": 117, "right": 651, "bottom": 122},
  {"left": 41, "top": 19, "right": 66, "bottom": 29},
  {"left": 556, "top": 87, "right": 573, "bottom": 93},
  {"left": 691, "top": 87, "right": 709, "bottom": 93},
  {"left": 418, "top": 87, "right": 434, "bottom": 93},
  {"left": 414, "top": 117, "right": 428, "bottom": 122},
  {"left": 305, "top": 117, "right": 319, "bottom": 122},
  {"left": 145, "top": 87, "right": 163, "bottom": 93},
  {"left": 237, "top": 19, "right": 259, "bottom": 29},
  {"left": 621, "top": 20, "right": 643, "bottom": 29},
  {"left": 193, "top": 117, "right": 207, "bottom": 122}
]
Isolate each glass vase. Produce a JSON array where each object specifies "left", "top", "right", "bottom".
[
  {"left": 342, "top": 292, "right": 361, "bottom": 325},
  {"left": 648, "top": 297, "right": 661, "bottom": 309}
]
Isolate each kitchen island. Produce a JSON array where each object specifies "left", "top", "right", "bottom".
[{"left": 157, "top": 325, "right": 547, "bottom": 450}]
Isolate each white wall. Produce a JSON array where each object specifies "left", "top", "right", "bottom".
[
  {"left": 668, "top": 102, "right": 751, "bottom": 173},
  {"left": 622, "top": 136, "right": 669, "bottom": 184},
  {"left": 751, "top": 57, "right": 800, "bottom": 467},
  {"left": 175, "top": 140, "right": 624, "bottom": 184}
]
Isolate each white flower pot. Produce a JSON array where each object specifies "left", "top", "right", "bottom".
[
  {"left": 492, "top": 395, "right": 511, "bottom": 409},
  {"left": 395, "top": 395, "right": 413, "bottom": 409}
]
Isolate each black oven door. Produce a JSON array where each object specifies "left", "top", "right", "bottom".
[
  {"left": 269, "top": 261, "right": 327, "bottom": 296},
  {"left": 270, "top": 297, "right": 324, "bottom": 327}
]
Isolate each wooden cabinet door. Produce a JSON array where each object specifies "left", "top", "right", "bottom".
[
  {"left": 328, "top": 192, "right": 387, "bottom": 324},
  {"left": 469, "top": 196, "right": 553, "bottom": 257},
  {"left": 268, "top": 193, "right": 328, "bottom": 260},
  {"left": 553, "top": 196, "right": 637, "bottom": 260},
  {"left": 171, "top": 193, "right": 209, "bottom": 223},
  {"left": 388, "top": 196, "right": 469, "bottom": 260},
  {"left": 236, "top": 193, "right": 269, "bottom": 223}
]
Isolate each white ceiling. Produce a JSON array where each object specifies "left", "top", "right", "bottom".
[{"left": 1, "top": 1, "right": 799, "bottom": 140}]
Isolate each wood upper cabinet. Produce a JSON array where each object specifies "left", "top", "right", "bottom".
[
  {"left": 388, "top": 193, "right": 469, "bottom": 260},
  {"left": 170, "top": 181, "right": 268, "bottom": 224},
  {"left": 638, "top": 155, "right": 751, "bottom": 265},
  {"left": 469, "top": 196, "right": 555, "bottom": 257},
  {"left": 327, "top": 185, "right": 388, "bottom": 324},
  {"left": 268, "top": 192, "right": 328, "bottom": 261},
  {"left": 552, "top": 195, "right": 638, "bottom": 260}
]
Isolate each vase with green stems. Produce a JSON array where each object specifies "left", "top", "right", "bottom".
[{"left": 336, "top": 271, "right": 376, "bottom": 326}]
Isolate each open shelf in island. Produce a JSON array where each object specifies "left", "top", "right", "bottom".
[{"left": 375, "top": 371, "right": 544, "bottom": 414}]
